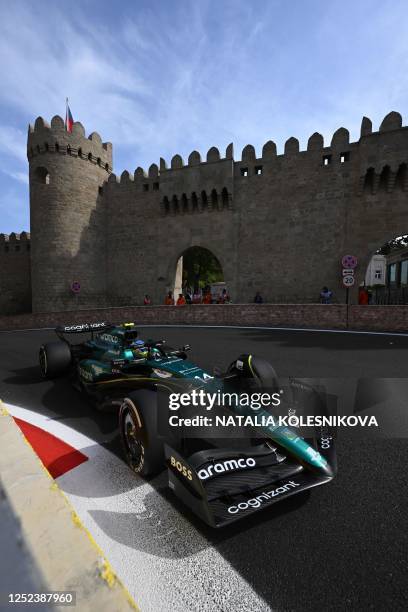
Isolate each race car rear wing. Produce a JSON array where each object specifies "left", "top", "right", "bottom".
[
  {"left": 55, "top": 321, "right": 112, "bottom": 343},
  {"left": 56, "top": 321, "right": 111, "bottom": 334}
]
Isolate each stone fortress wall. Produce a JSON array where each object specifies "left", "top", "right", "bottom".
[
  {"left": 0, "top": 232, "right": 31, "bottom": 315},
  {"left": 1, "top": 111, "right": 408, "bottom": 314}
]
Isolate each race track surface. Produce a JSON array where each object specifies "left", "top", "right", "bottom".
[{"left": 1, "top": 326, "right": 408, "bottom": 611}]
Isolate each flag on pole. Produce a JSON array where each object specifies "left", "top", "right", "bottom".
[{"left": 65, "top": 98, "right": 73, "bottom": 132}]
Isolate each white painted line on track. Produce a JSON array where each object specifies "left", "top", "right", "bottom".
[
  {"left": 4, "top": 402, "right": 271, "bottom": 612},
  {"left": 1, "top": 324, "right": 408, "bottom": 336}
]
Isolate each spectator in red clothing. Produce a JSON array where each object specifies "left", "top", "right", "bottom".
[
  {"left": 144, "top": 294, "right": 151, "bottom": 305},
  {"left": 358, "top": 287, "right": 369, "bottom": 305},
  {"left": 164, "top": 291, "right": 175, "bottom": 305},
  {"left": 176, "top": 293, "right": 186, "bottom": 306}
]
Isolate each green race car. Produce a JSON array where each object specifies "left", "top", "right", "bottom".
[{"left": 39, "top": 321, "right": 337, "bottom": 527}]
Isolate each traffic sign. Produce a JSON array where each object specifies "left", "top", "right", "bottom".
[
  {"left": 342, "top": 275, "right": 355, "bottom": 287},
  {"left": 342, "top": 268, "right": 354, "bottom": 276},
  {"left": 341, "top": 255, "right": 358, "bottom": 269},
  {"left": 71, "top": 280, "right": 81, "bottom": 294}
]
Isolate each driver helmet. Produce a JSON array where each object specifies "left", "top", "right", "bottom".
[{"left": 131, "top": 339, "right": 148, "bottom": 357}]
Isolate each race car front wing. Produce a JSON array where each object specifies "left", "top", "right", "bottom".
[{"left": 165, "top": 436, "right": 336, "bottom": 527}]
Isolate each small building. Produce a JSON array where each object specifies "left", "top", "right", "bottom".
[
  {"left": 386, "top": 246, "right": 408, "bottom": 287},
  {"left": 365, "top": 254, "right": 386, "bottom": 286}
]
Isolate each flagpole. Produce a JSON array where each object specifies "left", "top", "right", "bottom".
[{"left": 65, "top": 97, "right": 68, "bottom": 131}]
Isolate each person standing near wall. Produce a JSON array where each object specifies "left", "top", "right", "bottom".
[
  {"left": 320, "top": 287, "right": 333, "bottom": 304},
  {"left": 165, "top": 291, "right": 175, "bottom": 305}
]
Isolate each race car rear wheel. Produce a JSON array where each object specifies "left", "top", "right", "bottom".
[
  {"left": 39, "top": 341, "right": 72, "bottom": 378},
  {"left": 119, "top": 390, "right": 165, "bottom": 478}
]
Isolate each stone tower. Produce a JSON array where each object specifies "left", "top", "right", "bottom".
[{"left": 27, "top": 116, "right": 112, "bottom": 312}]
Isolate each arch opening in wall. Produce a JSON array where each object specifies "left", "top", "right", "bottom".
[
  {"left": 201, "top": 190, "right": 208, "bottom": 211},
  {"left": 379, "top": 165, "right": 391, "bottom": 191},
  {"left": 181, "top": 193, "right": 188, "bottom": 214},
  {"left": 35, "top": 166, "right": 50, "bottom": 185},
  {"left": 221, "top": 187, "right": 229, "bottom": 209},
  {"left": 363, "top": 233, "right": 408, "bottom": 305},
  {"left": 211, "top": 189, "right": 218, "bottom": 210},
  {"left": 395, "top": 163, "right": 407, "bottom": 190},
  {"left": 191, "top": 192, "right": 198, "bottom": 212},
  {"left": 363, "top": 167, "right": 375, "bottom": 193},
  {"left": 172, "top": 195, "right": 179, "bottom": 214},
  {"left": 172, "top": 246, "right": 225, "bottom": 303}
]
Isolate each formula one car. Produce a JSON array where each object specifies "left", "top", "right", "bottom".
[{"left": 39, "top": 321, "right": 337, "bottom": 527}]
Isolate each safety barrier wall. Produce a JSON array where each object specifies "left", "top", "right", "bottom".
[{"left": 1, "top": 304, "right": 408, "bottom": 332}]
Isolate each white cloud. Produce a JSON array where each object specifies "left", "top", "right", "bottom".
[
  {"left": 0, "top": 125, "right": 27, "bottom": 162},
  {"left": 1, "top": 0, "right": 408, "bottom": 232},
  {"left": 7, "top": 170, "right": 28, "bottom": 184}
]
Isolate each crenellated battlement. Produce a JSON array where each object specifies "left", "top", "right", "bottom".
[
  {"left": 0, "top": 232, "right": 30, "bottom": 253},
  {"left": 6, "top": 107, "right": 408, "bottom": 316},
  {"left": 98, "top": 110, "right": 408, "bottom": 217},
  {"left": 27, "top": 115, "right": 112, "bottom": 172},
  {"left": 116, "top": 111, "right": 407, "bottom": 184}
]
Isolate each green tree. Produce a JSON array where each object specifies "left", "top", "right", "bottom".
[
  {"left": 182, "top": 247, "right": 223, "bottom": 291},
  {"left": 377, "top": 235, "right": 408, "bottom": 255}
]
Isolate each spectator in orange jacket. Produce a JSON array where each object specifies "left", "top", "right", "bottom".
[
  {"left": 176, "top": 293, "right": 186, "bottom": 306},
  {"left": 164, "top": 291, "right": 175, "bottom": 305},
  {"left": 202, "top": 291, "right": 212, "bottom": 304}
]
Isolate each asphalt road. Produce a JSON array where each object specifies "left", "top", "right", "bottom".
[{"left": 1, "top": 326, "right": 408, "bottom": 611}]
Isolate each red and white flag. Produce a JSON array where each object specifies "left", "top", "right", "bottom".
[{"left": 65, "top": 98, "right": 73, "bottom": 132}]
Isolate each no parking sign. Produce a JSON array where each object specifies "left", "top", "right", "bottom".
[{"left": 341, "top": 255, "right": 358, "bottom": 269}]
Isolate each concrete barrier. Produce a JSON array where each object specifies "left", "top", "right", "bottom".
[
  {"left": 0, "top": 303, "right": 407, "bottom": 333},
  {"left": 0, "top": 404, "right": 138, "bottom": 612},
  {"left": 0, "top": 304, "right": 347, "bottom": 331}
]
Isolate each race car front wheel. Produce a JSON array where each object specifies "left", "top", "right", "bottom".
[
  {"left": 119, "top": 390, "right": 165, "bottom": 478},
  {"left": 39, "top": 341, "right": 72, "bottom": 378}
]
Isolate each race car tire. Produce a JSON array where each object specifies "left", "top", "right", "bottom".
[
  {"left": 119, "top": 390, "right": 167, "bottom": 477},
  {"left": 249, "top": 355, "right": 279, "bottom": 389},
  {"left": 39, "top": 341, "right": 72, "bottom": 378},
  {"left": 227, "top": 354, "right": 279, "bottom": 389}
]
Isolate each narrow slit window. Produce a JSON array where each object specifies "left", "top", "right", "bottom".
[
  {"left": 323, "top": 155, "right": 332, "bottom": 166},
  {"left": 153, "top": 182, "right": 159, "bottom": 191},
  {"left": 340, "top": 152, "right": 350, "bottom": 163},
  {"left": 241, "top": 167, "right": 249, "bottom": 177},
  {"left": 143, "top": 184, "right": 149, "bottom": 192},
  {"left": 255, "top": 165, "right": 263, "bottom": 175}
]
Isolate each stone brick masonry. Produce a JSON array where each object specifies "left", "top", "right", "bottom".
[
  {"left": 1, "top": 110, "right": 408, "bottom": 317},
  {"left": 1, "top": 304, "right": 408, "bottom": 333}
]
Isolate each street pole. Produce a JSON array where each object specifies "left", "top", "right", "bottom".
[{"left": 346, "top": 287, "right": 349, "bottom": 329}]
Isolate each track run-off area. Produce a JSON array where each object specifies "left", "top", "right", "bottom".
[{"left": 1, "top": 325, "right": 408, "bottom": 611}]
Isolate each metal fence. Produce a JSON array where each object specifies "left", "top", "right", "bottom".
[{"left": 373, "top": 286, "right": 408, "bottom": 304}]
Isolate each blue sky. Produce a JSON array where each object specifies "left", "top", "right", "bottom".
[{"left": 0, "top": 0, "right": 407, "bottom": 233}]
